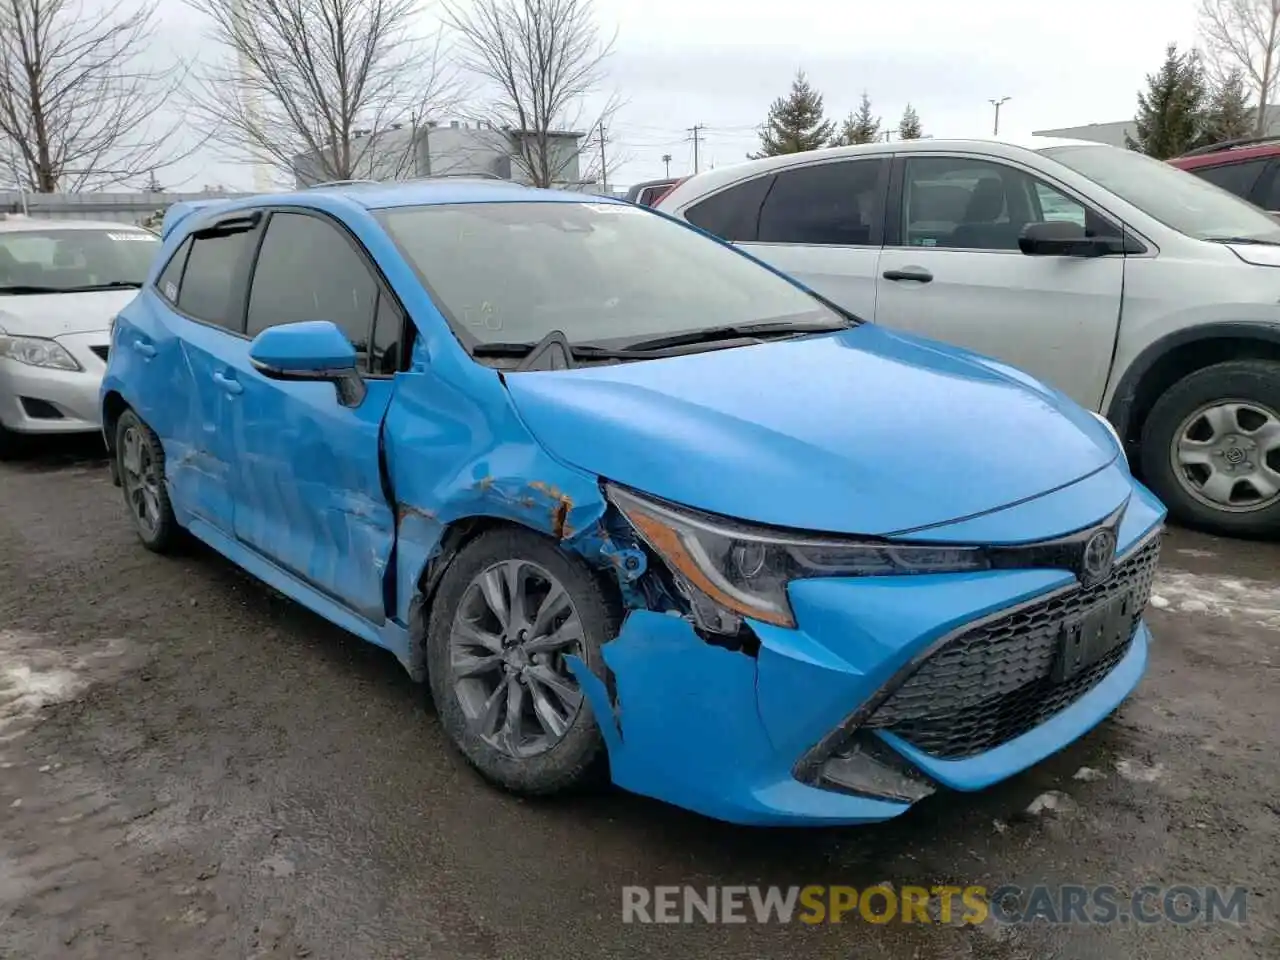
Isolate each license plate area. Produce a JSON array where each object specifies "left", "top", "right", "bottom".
[{"left": 1052, "top": 591, "right": 1135, "bottom": 682}]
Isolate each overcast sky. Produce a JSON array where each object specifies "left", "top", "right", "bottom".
[{"left": 141, "top": 0, "right": 1204, "bottom": 191}]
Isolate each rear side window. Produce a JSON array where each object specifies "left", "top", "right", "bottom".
[
  {"left": 1193, "top": 159, "right": 1268, "bottom": 201},
  {"left": 156, "top": 239, "right": 190, "bottom": 303},
  {"left": 1255, "top": 159, "right": 1280, "bottom": 211},
  {"left": 756, "top": 158, "right": 888, "bottom": 246},
  {"left": 684, "top": 176, "right": 775, "bottom": 242},
  {"left": 177, "top": 230, "right": 257, "bottom": 330}
]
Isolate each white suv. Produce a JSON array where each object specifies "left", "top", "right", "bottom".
[{"left": 657, "top": 136, "right": 1280, "bottom": 538}]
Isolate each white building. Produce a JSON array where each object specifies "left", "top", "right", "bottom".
[
  {"left": 291, "top": 121, "right": 591, "bottom": 189},
  {"left": 1035, "top": 106, "right": 1280, "bottom": 147}
]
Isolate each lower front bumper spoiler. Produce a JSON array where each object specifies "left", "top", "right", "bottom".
[{"left": 568, "top": 611, "right": 1149, "bottom": 828}]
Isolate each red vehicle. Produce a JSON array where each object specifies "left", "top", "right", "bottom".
[{"left": 1169, "top": 136, "right": 1280, "bottom": 213}]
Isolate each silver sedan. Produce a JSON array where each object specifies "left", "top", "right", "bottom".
[{"left": 0, "top": 215, "right": 159, "bottom": 454}]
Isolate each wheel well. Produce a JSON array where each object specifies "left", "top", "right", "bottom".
[
  {"left": 405, "top": 514, "right": 629, "bottom": 683},
  {"left": 1122, "top": 336, "right": 1280, "bottom": 448},
  {"left": 101, "top": 391, "right": 128, "bottom": 453}
]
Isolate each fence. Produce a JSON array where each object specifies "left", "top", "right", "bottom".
[{"left": 0, "top": 190, "right": 247, "bottom": 226}]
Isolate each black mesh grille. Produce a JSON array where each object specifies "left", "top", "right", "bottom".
[
  {"left": 863, "top": 532, "right": 1162, "bottom": 760},
  {"left": 90, "top": 345, "right": 110, "bottom": 362}
]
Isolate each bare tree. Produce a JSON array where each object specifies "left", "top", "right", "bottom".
[
  {"left": 441, "top": 0, "right": 618, "bottom": 189},
  {"left": 1199, "top": 0, "right": 1280, "bottom": 135},
  {"left": 185, "top": 0, "right": 460, "bottom": 184},
  {"left": 0, "top": 0, "right": 192, "bottom": 192}
]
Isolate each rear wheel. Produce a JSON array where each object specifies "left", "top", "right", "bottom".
[
  {"left": 426, "top": 527, "right": 622, "bottom": 796},
  {"left": 1140, "top": 359, "right": 1280, "bottom": 538},
  {"left": 115, "top": 409, "right": 181, "bottom": 552}
]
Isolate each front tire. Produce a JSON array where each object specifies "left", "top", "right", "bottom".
[
  {"left": 0, "top": 421, "right": 29, "bottom": 461},
  {"left": 115, "top": 409, "right": 180, "bottom": 552},
  {"left": 426, "top": 527, "right": 622, "bottom": 796},
  {"left": 1140, "top": 359, "right": 1280, "bottom": 538}
]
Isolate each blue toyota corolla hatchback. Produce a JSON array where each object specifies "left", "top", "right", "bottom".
[{"left": 101, "top": 181, "right": 1165, "bottom": 826}]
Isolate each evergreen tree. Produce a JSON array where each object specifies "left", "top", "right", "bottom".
[
  {"left": 897, "top": 103, "right": 923, "bottom": 140},
  {"left": 833, "top": 92, "right": 881, "bottom": 145},
  {"left": 1126, "top": 43, "right": 1209, "bottom": 158},
  {"left": 749, "top": 70, "right": 835, "bottom": 158},
  {"left": 1201, "top": 68, "right": 1253, "bottom": 145}
]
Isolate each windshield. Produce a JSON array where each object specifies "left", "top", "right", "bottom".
[
  {"left": 1040, "top": 144, "right": 1280, "bottom": 242},
  {"left": 376, "top": 201, "right": 843, "bottom": 348},
  {"left": 0, "top": 228, "right": 160, "bottom": 293}
]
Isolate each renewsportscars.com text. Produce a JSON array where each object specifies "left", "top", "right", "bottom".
[{"left": 621, "top": 884, "right": 1249, "bottom": 926}]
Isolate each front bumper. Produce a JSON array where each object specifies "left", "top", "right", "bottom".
[
  {"left": 0, "top": 333, "right": 108, "bottom": 435},
  {"left": 570, "top": 469, "right": 1166, "bottom": 827}
]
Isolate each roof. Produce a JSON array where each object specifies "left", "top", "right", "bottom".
[
  {"left": 322, "top": 179, "right": 580, "bottom": 209},
  {"left": 0, "top": 215, "right": 153, "bottom": 233},
  {"left": 164, "top": 180, "right": 616, "bottom": 239},
  {"left": 657, "top": 136, "right": 1105, "bottom": 205},
  {"left": 1169, "top": 137, "right": 1280, "bottom": 170}
]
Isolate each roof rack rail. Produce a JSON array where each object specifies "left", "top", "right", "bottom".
[
  {"left": 305, "top": 178, "right": 381, "bottom": 188},
  {"left": 416, "top": 171, "right": 507, "bottom": 180},
  {"left": 1179, "top": 135, "right": 1280, "bottom": 157}
]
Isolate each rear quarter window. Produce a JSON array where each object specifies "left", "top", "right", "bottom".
[{"left": 683, "top": 175, "right": 775, "bottom": 242}]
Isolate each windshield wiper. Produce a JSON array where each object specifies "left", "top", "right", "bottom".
[
  {"left": 623, "top": 318, "right": 851, "bottom": 353},
  {"left": 473, "top": 340, "right": 650, "bottom": 359},
  {"left": 1204, "top": 236, "right": 1280, "bottom": 246},
  {"left": 0, "top": 284, "right": 66, "bottom": 294},
  {"left": 0, "top": 280, "right": 144, "bottom": 295},
  {"left": 62, "top": 281, "right": 144, "bottom": 291}
]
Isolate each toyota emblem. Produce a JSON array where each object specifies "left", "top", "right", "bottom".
[{"left": 1080, "top": 529, "right": 1117, "bottom": 586}]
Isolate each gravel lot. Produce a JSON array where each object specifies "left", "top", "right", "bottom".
[{"left": 1, "top": 438, "right": 1277, "bottom": 960}]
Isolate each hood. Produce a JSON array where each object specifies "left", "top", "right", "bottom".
[
  {"left": 503, "top": 325, "right": 1119, "bottom": 537},
  {"left": 0, "top": 289, "right": 136, "bottom": 338}
]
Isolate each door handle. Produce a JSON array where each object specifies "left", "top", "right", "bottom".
[
  {"left": 132, "top": 340, "right": 157, "bottom": 358},
  {"left": 882, "top": 268, "right": 934, "bottom": 283},
  {"left": 211, "top": 370, "right": 243, "bottom": 396}
]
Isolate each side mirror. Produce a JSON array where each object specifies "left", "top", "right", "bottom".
[
  {"left": 1019, "top": 220, "right": 1123, "bottom": 258},
  {"left": 248, "top": 320, "right": 366, "bottom": 406}
]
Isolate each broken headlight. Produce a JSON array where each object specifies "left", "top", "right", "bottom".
[{"left": 606, "top": 484, "right": 990, "bottom": 631}]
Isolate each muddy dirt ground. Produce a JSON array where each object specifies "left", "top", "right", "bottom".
[{"left": 1, "top": 438, "right": 1276, "bottom": 959}]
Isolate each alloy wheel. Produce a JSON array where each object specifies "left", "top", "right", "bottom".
[
  {"left": 1171, "top": 399, "right": 1280, "bottom": 513},
  {"left": 119, "top": 424, "right": 162, "bottom": 538},
  {"left": 449, "top": 559, "right": 587, "bottom": 759}
]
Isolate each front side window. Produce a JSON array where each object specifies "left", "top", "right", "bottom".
[
  {"left": 756, "top": 158, "right": 887, "bottom": 246},
  {"left": 900, "top": 156, "right": 1119, "bottom": 251},
  {"left": 377, "top": 200, "right": 843, "bottom": 348},
  {"left": 0, "top": 228, "right": 160, "bottom": 294},
  {"left": 1042, "top": 143, "right": 1280, "bottom": 242},
  {"left": 246, "top": 212, "right": 377, "bottom": 365},
  {"left": 177, "top": 229, "right": 257, "bottom": 329}
]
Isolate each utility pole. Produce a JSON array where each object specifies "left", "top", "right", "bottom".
[
  {"left": 688, "top": 124, "right": 705, "bottom": 174},
  {"left": 989, "top": 96, "right": 1011, "bottom": 136},
  {"left": 661, "top": 153, "right": 672, "bottom": 177}
]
